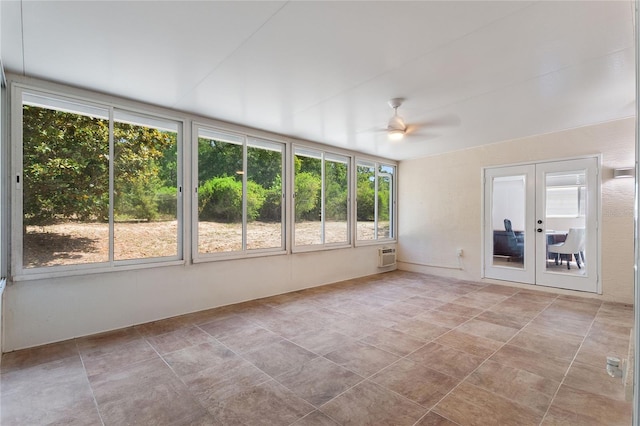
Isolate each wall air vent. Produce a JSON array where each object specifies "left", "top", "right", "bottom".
[{"left": 378, "top": 248, "right": 397, "bottom": 268}]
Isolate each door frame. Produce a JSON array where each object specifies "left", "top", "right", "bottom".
[{"left": 481, "top": 155, "right": 602, "bottom": 294}]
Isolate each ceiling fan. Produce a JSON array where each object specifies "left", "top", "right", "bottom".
[
  {"left": 386, "top": 98, "right": 408, "bottom": 141},
  {"left": 360, "top": 98, "right": 459, "bottom": 142},
  {"left": 385, "top": 98, "right": 445, "bottom": 141}
]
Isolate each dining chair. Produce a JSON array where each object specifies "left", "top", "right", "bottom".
[{"left": 547, "top": 228, "right": 585, "bottom": 269}]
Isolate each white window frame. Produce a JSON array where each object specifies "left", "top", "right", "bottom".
[
  {"left": 11, "top": 83, "right": 185, "bottom": 279},
  {"left": 355, "top": 158, "right": 397, "bottom": 245},
  {"left": 192, "top": 123, "right": 286, "bottom": 262},
  {"left": 7, "top": 76, "right": 399, "bottom": 280},
  {"left": 292, "top": 145, "right": 351, "bottom": 252}
]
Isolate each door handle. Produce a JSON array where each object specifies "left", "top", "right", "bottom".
[{"left": 537, "top": 228, "right": 543, "bottom": 233}]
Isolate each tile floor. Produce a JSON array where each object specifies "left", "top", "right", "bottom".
[{"left": 0, "top": 271, "right": 634, "bottom": 425}]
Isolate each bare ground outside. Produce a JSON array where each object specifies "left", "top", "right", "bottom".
[{"left": 24, "top": 220, "right": 389, "bottom": 268}]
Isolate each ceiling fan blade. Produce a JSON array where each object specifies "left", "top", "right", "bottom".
[
  {"left": 413, "top": 113, "right": 461, "bottom": 129},
  {"left": 409, "top": 133, "right": 440, "bottom": 141},
  {"left": 357, "top": 126, "right": 387, "bottom": 135}
]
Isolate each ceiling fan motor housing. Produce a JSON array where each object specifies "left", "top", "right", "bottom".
[
  {"left": 388, "top": 114, "right": 406, "bottom": 131},
  {"left": 387, "top": 98, "right": 407, "bottom": 132}
]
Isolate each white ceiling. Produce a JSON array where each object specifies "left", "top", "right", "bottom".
[{"left": 1, "top": 1, "right": 635, "bottom": 161}]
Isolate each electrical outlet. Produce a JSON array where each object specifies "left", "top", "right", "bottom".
[{"left": 456, "top": 248, "right": 463, "bottom": 257}]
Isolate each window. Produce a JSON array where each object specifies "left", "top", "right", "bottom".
[
  {"left": 324, "top": 154, "right": 349, "bottom": 244},
  {"left": 113, "top": 111, "right": 180, "bottom": 260},
  {"left": 356, "top": 160, "right": 395, "bottom": 241},
  {"left": 546, "top": 187, "right": 586, "bottom": 218},
  {"left": 18, "top": 89, "right": 182, "bottom": 273},
  {"left": 12, "top": 80, "right": 398, "bottom": 277},
  {"left": 546, "top": 171, "right": 586, "bottom": 218},
  {"left": 293, "top": 147, "right": 349, "bottom": 248},
  {"left": 195, "top": 126, "right": 284, "bottom": 258}
]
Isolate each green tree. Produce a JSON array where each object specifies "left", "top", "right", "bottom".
[
  {"left": 114, "top": 122, "right": 176, "bottom": 221},
  {"left": 325, "top": 161, "right": 348, "bottom": 220},
  {"left": 247, "top": 147, "right": 281, "bottom": 189},
  {"left": 356, "top": 166, "right": 375, "bottom": 221},
  {"left": 260, "top": 174, "right": 283, "bottom": 222},
  {"left": 294, "top": 172, "right": 321, "bottom": 220},
  {"left": 23, "top": 106, "right": 110, "bottom": 225},
  {"left": 294, "top": 155, "right": 322, "bottom": 221},
  {"left": 378, "top": 178, "right": 390, "bottom": 221},
  {"left": 22, "top": 105, "right": 175, "bottom": 225},
  {"left": 197, "top": 138, "right": 242, "bottom": 185},
  {"left": 198, "top": 176, "right": 266, "bottom": 222}
]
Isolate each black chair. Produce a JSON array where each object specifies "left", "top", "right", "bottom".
[{"left": 504, "top": 219, "right": 524, "bottom": 259}]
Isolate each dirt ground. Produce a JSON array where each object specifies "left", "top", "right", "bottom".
[{"left": 24, "top": 220, "right": 389, "bottom": 267}]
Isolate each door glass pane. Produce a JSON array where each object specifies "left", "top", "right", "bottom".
[
  {"left": 197, "top": 131, "right": 243, "bottom": 253},
  {"left": 545, "top": 170, "right": 587, "bottom": 276},
  {"left": 491, "top": 175, "right": 525, "bottom": 269}
]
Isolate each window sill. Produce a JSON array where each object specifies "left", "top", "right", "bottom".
[
  {"left": 354, "top": 238, "right": 397, "bottom": 248},
  {"left": 192, "top": 248, "right": 287, "bottom": 264},
  {"left": 12, "top": 259, "right": 186, "bottom": 282}
]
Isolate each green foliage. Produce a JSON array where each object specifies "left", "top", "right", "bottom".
[
  {"left": 114, "top": 122, "right": 177, "bottom": 221},
  {"left": 260, "top": 175, "right": 282, "bottom": 222},
  {"left": 356, "top": 166, "right": 392, "bottom": 222},
  {"left": 356, "top": 167, "right": 375, "bottom": 221},
  {"left": 24, "top": 104, "right": 379, "bottom": 230},
  {"left": 197, "top": 138, "right": 242, "bottom": 185},
  {"left": 295, "top": 172, "right": 321, "bottom": 220},
  {"left": 23, "top": 105, "right": 110, "bottom": 225},
  {"left": 156, "top": 186, "right": 178, "bottom": 216},
  {"left": 23, "top": 105, "right": 176, "bottom": 225},
  {"left": 325, "top": 161, "right": 348, "bottom": 220},
  {"left": 115, "top": 178, "right": 160, "bottom": 221},
  {"left": 247, "top": 180, "right": 267, "bottom": 221},
  {"left": 198, "top": 176, "right": 241, "bottom": 222},
  {"left": 198, "top": 176, "right": 266, "bottom": 222},
  {"left": 158, "top": 144, "right": 178, "bottom": 188},
  {"left": 378, "top": 179, "right": 391, "bottom": 221},
  {"left": 247, "top": 147, "right": 281, "bottom": 189}
]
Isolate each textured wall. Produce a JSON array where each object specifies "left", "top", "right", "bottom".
[{"left": 398, "top": 117, "right": 635, "bottom": 303}]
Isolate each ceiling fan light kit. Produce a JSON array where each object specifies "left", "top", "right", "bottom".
[{"left": 388, "top": 128, "right": 405, "bottom": 141}]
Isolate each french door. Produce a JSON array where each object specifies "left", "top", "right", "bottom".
[{"left": 483, "top": 157, "right": 599, "bottom": 293}]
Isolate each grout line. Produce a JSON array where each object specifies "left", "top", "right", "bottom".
[
  {"left": 539, "top": 301, "right": 603, "bottom": 424},
  {"left": 417, "top": 291, "right": 560, "bottom": 425},
  {"left": 76, "top": 340, "right": 106, "bottom": 426}
]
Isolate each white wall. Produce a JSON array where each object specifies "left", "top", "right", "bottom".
[
  {"left": 3, "top": 245, "right": 394, "bottom": 351},
  {"left": 398, "top": 118, "right": 635, "bottom": 303}
]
